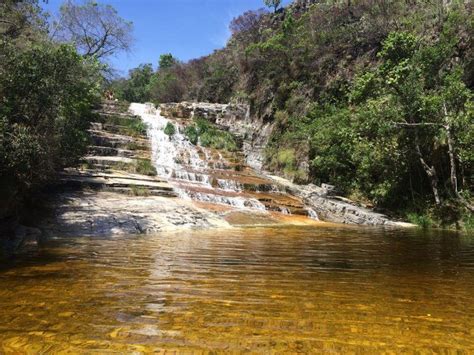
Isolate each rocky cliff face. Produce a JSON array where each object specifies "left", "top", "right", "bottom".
[
  {"left": 160, "top": 102, "right": 273, "bottom": 170},
  {"left": 39, "top": 100, "right": 231, "bottom": 238},
  {"left": 158, "top": 102, "right": 412, "bottom": 227}
]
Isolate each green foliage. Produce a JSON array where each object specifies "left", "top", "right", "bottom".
[
  {"left": 378, "top": 32, "right": 419, "bottom": 64},
  {"left": 110, "top": 53, "right": 185, "bottom": 104},
  {"left": 265, "top": 111, "right": 310, "bottom": 181},
  {"left": 113, "top": 64, "right": 153, "bottom": 102},
  {"left": 264, "top": 0, "right": 281, "bottom": 12},
  {"left": 197, "top": 119, "right": 238, "bottom": 151},
  {"left": 130, "top": 186, "right": 150, "bottom": 197},
  {"left": 0, "top": 43, "right": 100, "bottom": 193},
  {"left": 102, "top": 115, "right": 148, "bottom": 137},
  {"left": 159, "top": 53, "right": 176, "bottom": 69},
  {"left": 135, "top": 159, "right": 157, "bottom": 176},
  {"left": 164, "top": 122, "right": 176, "bottom": 136},
  {"left": 184, "top": 125, "right": 199, "bottom": 145},
  {"left": 277, "top": 149, "right": 296, "bottom": 173},
  {"left": 0, "top": 1, "right": 102, "bottom": 223},
  {"left": 148, "top": 70, "right": 184, "bottom": 104},
  {"left": 462, "top": 212, "right": 474, "bottom": 233},
  {"left": 184, "top": 118, "right": 239, "bottom": 152},
  {"left": 407, "top": 213, "right": 434, "bottom": 229}
]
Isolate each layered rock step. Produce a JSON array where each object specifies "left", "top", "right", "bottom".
[
  {"left": 150, "top": 102, "right": 412, "bottom": 227},
  {"left": 130, "top": 102, "right": 318, "bottom": 220},
  {"left": 41, "top": 100, "right": 227, "bottom": 237},
  {"left": 46, "top": 191, "right": 229, "bottom": 237},
  {"left": 60, "top": 169, "right": 176, "bottom": 198}
]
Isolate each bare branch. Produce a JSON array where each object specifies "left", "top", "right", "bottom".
[
  {"left": 53, "top": 0, "right": 133, "bottom": 60},
  {"left": 392, "top": 122, "right": 443, "bottom": 128}
]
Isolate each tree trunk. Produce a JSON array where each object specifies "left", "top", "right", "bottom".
[
  {"left": 414, "top": 134, "right": 441, "bottom": 205},
  {"left": 443, "top": 104, "right": 458, "bottom": 195},
  {"left": 443, "top": 104, "right": 474, "bottom": 212}
]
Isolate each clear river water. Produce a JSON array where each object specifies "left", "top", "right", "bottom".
[{"left": 1, "top": 226, "right": 474, "bottom": 353}]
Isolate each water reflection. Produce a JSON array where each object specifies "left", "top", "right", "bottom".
[{"left": 1, "top": 227, "right": 473, "bottom": 352}]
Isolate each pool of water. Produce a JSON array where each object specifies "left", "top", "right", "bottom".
[{"left": 1, "top": 226, "right": 474, "bottom": 352}]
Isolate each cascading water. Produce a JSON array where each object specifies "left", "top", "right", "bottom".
[
  {"left": 130, "top": 103, "right": 313, "bottom": 216},
  {"left": 306, "top": 208, "right": 319, "bottom": 220}
]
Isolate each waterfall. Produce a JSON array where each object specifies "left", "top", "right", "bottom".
[
  {"left": 130, "top": 103, "right": 209, "bottom": 178},
  {"left": 130, "top": 103, "right": 313, "bottom": 217}
]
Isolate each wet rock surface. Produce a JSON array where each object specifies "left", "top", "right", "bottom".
[
  {"left": 159, "top": 102, "right": 411, "bottom": 227},
  {"left": 41, "top": 101, "right": 231, "bottom": 237},
  {"left": 160, "top": 102, "right": 271, "bottom": 170},
  {"left": 269, "top": 175, "right": 412, "bottom": 227},
  {"left": 41, "top": 101, "right": 411, "bottom": 237},
  {"left": 42, "top": 191, "right": 229, "bottom": 237}
]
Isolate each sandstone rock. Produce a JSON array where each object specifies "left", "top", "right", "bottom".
[
  {"left": 268, "top": 175, "right": 412, "bottom": 227},
  {"left": 159, "top": 102, "right": 272, "bottom": 170},
  {"left": 41, "top": 191, "right": 230, "bottom": 237}
]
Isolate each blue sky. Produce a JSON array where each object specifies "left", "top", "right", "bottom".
[{"left": 42, "top": 0, "right": 292, "bottom": 76}]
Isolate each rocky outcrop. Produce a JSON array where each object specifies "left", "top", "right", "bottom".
[
  {"left": 269, "top": 175, "right": 413, "bottom": 227},
  {"left": 40, "top": 100, "right": 231, "bottom": 237},
  {"left": 160, "top": 101, "right": 412, "bottom": 226},
  {"left": 160, "top": 102, "right": 272, "bottom": 170},
  {"left": 38, "top": 100, "right": 412, "bottom": 235},
  {"left": 159, "top": 102, "right": 413, "bottom": 227},
  {"left": 43, "top": 191, "right": 229, "bottom": 237}
]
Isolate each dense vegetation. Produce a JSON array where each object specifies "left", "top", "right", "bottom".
[
  {"left": 0, "top": 0, "right": 131, "bottom": 230},
  {"left": 114, "top": 0, "right": 473, "bottom": 229},
  {"left": 184, "top": 119, "right": 239, "bottom": 152}
]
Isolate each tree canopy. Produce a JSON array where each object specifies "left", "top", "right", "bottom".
[
  {"left": 264, "top": 0, "right": 281, "bottom": 13},
  {"left": 0, "top": 0, "right": 131, "bottom": 226},
  {"left": 53, "top": 0, "right": 133, "bottom": 60}
]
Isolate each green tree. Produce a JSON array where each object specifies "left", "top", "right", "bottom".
[
  {"left": 264, "top": 0, "right": 281, "bottom": 13},
  {"left": 0, "top": 44, "right": 100, "bottom": 191},
  {"left": 0, "top": 1, "right": 102, "bottom": 229},
  {"left": 147, "top": 53, "right": 184, "bottom": 103},
  {"left": 114, "top": 63, "right": 154, "bottom": 102},
  {"left": 164, "top": 122, "right": 176, "bottom": 136},
  {"left": 159, "top": 53, "right": 177, "bottom": 69}
]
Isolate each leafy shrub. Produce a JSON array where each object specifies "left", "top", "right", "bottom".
[
  {"left": 183, "top": 118, "right": 238, "bottom": 152},
  {"left": 130, "top": 186, "right": 150, "bottom": 197},
  {"left": 164, "top": 122, "right": 176, "bottom": 136},
  {"left": 462, "top": 213, "right": 474, "bottom": 233},
  {"left": 113, "top": 64, "right": 153, "bottom": 103},
  {"left": 407, "top": 213, "right": 434, "bottom": 229},
  {"left": 103, "top": 115, "right": 148, "bottom": 137},
  {"left": 184, "top": 125, "right": 199, "bottom": 145},
  {"left": 0, "top": 43, "right": 100, "bottom": 194}
]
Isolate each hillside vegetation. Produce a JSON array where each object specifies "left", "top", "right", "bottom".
[
  {"left": 113, "top": 0, "right": 473, "bottom": 229},
  {"left": 0, "top": 0, "right": 132, "bottom": 232}
]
